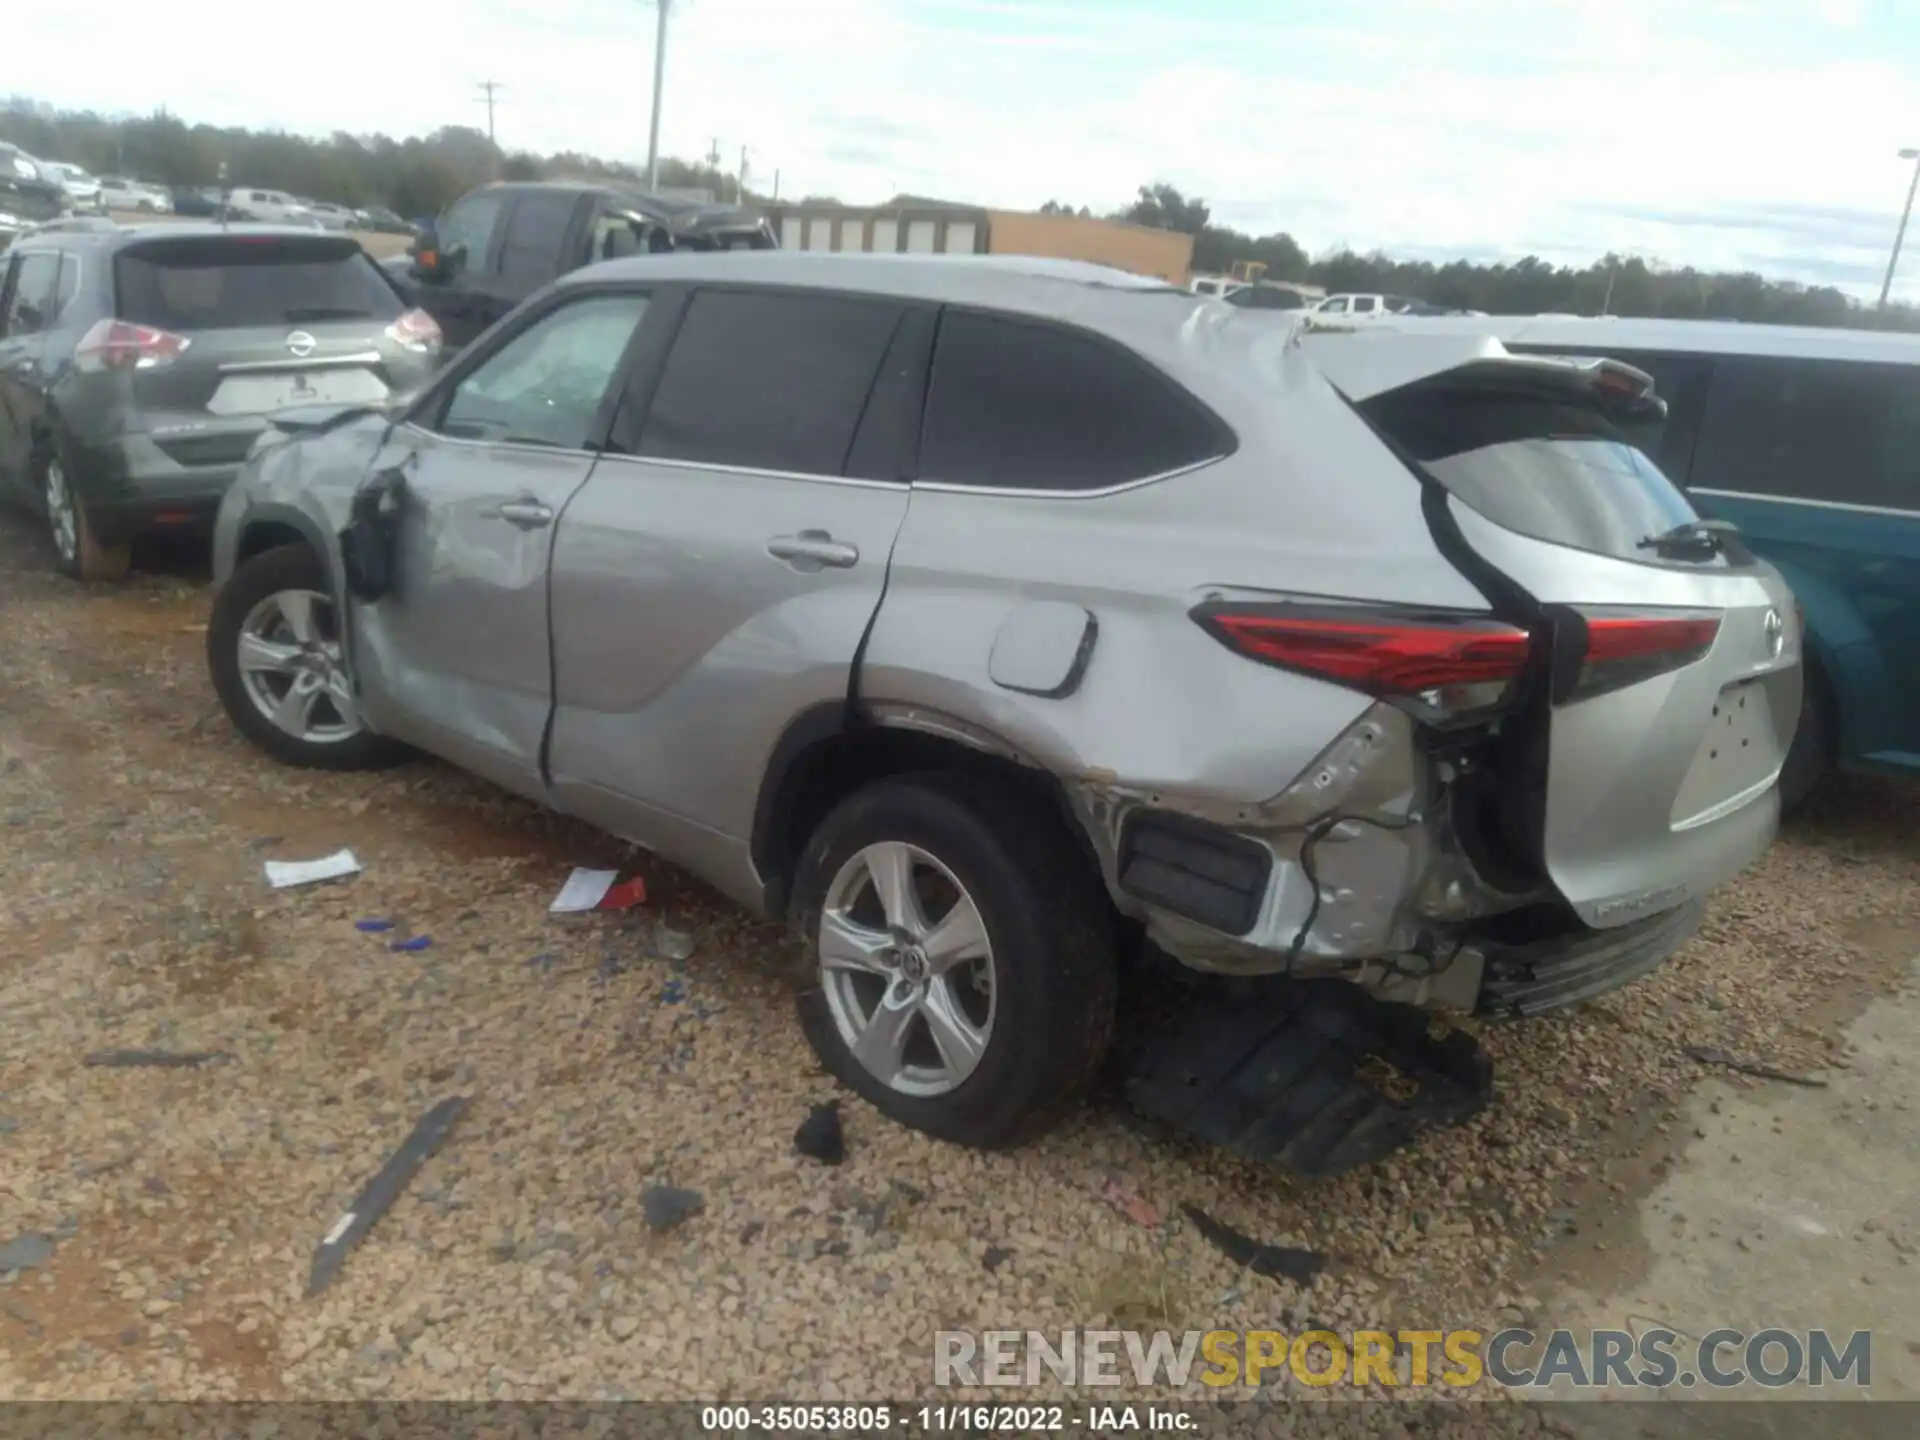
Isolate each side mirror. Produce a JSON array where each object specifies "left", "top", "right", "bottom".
[{"left": 409, "top": 228, "right": 461, "bottom": 284}]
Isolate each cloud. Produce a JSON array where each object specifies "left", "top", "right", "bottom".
[{"left": 8, "top": 0, "right": 1919, "bottom": 298}]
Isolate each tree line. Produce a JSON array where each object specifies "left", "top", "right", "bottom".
[
  {"left": 1105, "top": 183, "right": 1920, "bottom": 332},
  {"left": 4, "top": 102, "right": 1914, "bottom": 331}
]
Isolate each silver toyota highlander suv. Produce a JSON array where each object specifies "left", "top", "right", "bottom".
[{"left": 205, "top": 253, "right": 1799, "bottom": 1150}]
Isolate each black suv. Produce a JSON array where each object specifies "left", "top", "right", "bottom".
[
  {"left": 390, "top": 181, "right": 777, "bottom": 350},
  {"left": 0, "top": 225, "right": 443, "bottom": 579}
]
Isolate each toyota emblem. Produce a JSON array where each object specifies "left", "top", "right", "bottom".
[
  {"left": 286, "top": 330, "right": 317, "bottom": 358},
  {"left": 1762, "top": 608, "right": 1784, "bottom": 660}
]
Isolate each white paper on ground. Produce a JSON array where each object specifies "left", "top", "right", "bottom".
[
  {"left": 551, "top": 867, "right": 619, "bottom": 914},
  {"left": 264, "top": 848, "right": 362, "bottom": 889}
]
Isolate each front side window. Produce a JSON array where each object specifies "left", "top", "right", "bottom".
[
  {"left": 438, "top": 291, "right": 648, "bottom": 450},
  {"left": 636, "top": 289, "right": 904, "bottom": 475},
  {"left": 1322, "top": 297, "right": 1349, "bottom": 313},
  {"left": 436, "top": 191, "right": 510, "bottom": 275},
  {"left": 919, "top": 309, "right": 1227, "bottom": 490}
]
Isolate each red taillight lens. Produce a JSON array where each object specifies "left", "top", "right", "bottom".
[
  {"left": 384, "top": 306, "right": 441, "bottom": 353},
  {"left": 1561, "top": 610, "right": 1722, "bottom": 703},
  {"left": 74, "top": 318, "right": 191, "bottom": 372},
  {"left": 1193, "top": 601, "right": 1532, "bottom": 716}
]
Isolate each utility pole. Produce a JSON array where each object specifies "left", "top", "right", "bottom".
[
  {"left": 645, "top": 0, "right": 672, "bottom": 193},
  {"left": 773, "top": 168, "right": 780, "bottom": 202},
  {"left": 476, "top": 80, "right": 503, "bottom": 144},
  {"left": 738, "top": 145, "right": 749, "bottom": 203},
  {"left": 1879, "top": 147, "right": 1920, "bottom": 310}
]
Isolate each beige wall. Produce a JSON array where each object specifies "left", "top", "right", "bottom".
[{"left": 985, "top": 210, "right": 1193, "bottom": 286}]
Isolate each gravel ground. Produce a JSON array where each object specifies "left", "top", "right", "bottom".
[{"left": 2, "top": 508, "right": 1916, "bottom": 1420}]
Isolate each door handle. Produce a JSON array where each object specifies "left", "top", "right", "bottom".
[
  {"left": 766, "top": 530, "right": 859, "bottom": 570},
  {"left": 496, "top": 498, "right": 554, "bottom": 529}
]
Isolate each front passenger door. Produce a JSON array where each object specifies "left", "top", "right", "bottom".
[{"left": 350, "top": 288, "right": 653, "bottom": 800}]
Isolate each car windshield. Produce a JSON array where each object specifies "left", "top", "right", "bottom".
[{"left": 115, "top": 236, "right": 405, "bottom": 331}]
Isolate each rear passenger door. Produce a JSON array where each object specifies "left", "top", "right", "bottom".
[{"left": 545, "top": 286, "right": 926, "bottom": 866}]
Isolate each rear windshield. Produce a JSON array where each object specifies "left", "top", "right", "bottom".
[
  {"left": 114, "top": 237, "right": 403, "bottom": 331},
  {"left": 1362, "top": 376, "right": 1713, "bottom": 565}
]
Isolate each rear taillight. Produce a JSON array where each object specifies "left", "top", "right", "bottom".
[
  {"left": 384, "top": 307, "right": 441, "bottom": 354},
  {"left": 1558, "top": 609, "right": 1722, "bottom": 704},
  {"left": 74, "top": 319, "right": 191, "bottom": 372},
  {"left": 1193, "top": 600, "right": 1532, "bottom": 718}
]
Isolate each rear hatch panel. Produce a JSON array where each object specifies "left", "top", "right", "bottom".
[{"left": 1343, "top": 342, "right": 1796, "bottom": 929}]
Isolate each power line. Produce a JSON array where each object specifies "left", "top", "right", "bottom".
[{"left": 476, "top": 80, "right": 504, "bottom": 144}]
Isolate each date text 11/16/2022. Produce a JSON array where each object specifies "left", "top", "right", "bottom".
[{"left": 699, "top": 1404, "right": 1195, "bottom": 1431}]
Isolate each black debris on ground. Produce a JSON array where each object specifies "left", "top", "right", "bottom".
[
  {"left": 641, "top": 1185, "right": 705, "bottom": 1233},
  {"left": 983, "top": 1245, "right": 1014, "bottom": 1273},
  {"left": 307, "top": 1095, "right": 469, "bottom": 1298},
  {"left": 1182, "top": 1203, "right": 1327, "bottom": 1286},
  {"left": 0, "top": 1233, "right": 57, "bottom": 1271},
  {"left": 83, "top": 1049, "right": 234, "bottom": 1068},
  {"left": 1683, "top": 1045, "right": 1828, "bottom": 1088},
  {"left": 793, "top": 1101, "right": 845, "bottom": 1165}
]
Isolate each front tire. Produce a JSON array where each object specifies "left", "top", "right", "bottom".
[
  {"left": 790, "top": 774, "right": 1116, "bottom": 1149},
  {"left": 207, "top": 544, "right": 405, "bottom": 771},
  {"left": 40, "top": 447, "right": 130, "bottom": 582}
]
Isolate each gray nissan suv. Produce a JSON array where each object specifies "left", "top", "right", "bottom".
[{"left": 205, "top": 252, "right": 1799, "bottom": 1149}]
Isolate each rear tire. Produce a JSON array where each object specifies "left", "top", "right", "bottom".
[
  {"left": 1779, "top": 673, "right": 1830, "bottom": 816},
  {"left": 790, "top": 773, "right": 1116, "bottom": 1150},
  {"left": 207, "top": 544, "right": 407, "bottom": 771},
  {"left": 39, "top": 447, "right": 130, "bottom": 583}
]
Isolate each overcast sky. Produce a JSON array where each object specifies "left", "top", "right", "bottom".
[{"left": 13, "top": 0, "right": 1920, "bottom": 298}]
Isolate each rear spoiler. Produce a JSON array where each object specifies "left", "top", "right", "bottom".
[{"left": 1292, "top": 322, "right": 1662, "bottom": 414}]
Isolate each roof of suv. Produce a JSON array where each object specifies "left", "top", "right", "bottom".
[
  {"left": 570, "top": 250, "right": 1182, "bottom": 310},
  {"left": 13, "top": 222, "right": 359, "bottom": 255}
]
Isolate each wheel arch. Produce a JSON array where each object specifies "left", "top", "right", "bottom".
[{"left": 751, "top": 703, "right": 1107, "bottom": 917}]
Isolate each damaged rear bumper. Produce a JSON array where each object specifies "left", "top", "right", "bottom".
[
  {"left": 1474, "top": 897, "right": 1707, "bottom": 1018},
  {"left": 1069, "top": 703, "right": 1707, "bottom": 1017}
]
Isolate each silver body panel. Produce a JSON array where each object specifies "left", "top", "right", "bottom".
[{"left": 213, "top": 253, "right": 1789, "bottom": 1003}]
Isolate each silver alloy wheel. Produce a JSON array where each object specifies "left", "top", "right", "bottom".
[
  {"left": 819, "top": 841, "right": 997, "bottom": 1098},
  {"left": 44, "top": 459, "right": 78, "bottom": 567},
  {"left": 235, "top": 589, "right": 361, "bottom": 745}
]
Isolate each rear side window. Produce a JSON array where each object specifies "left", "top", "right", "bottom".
[
  {"left": 114, "top": 238, "right": 404, "bottom": 331},
  {"left": 919, "top": 310, "right": 1226, "bottom": 490},
  {"left": 1362, "top": 372, "right": 1703, "bottom": 564},
  {"left": 1690, "top": 356, "right": 1919, "bottom": 512},
  {"left": 637, "top": 289, "right": 904, "bottom": 476}
]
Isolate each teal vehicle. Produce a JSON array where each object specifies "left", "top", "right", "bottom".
[{"left": 1438, "top": 317, "right": 1920, "bottom": 808}]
